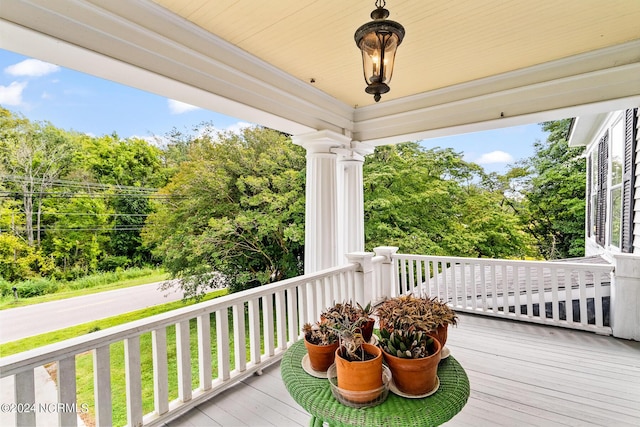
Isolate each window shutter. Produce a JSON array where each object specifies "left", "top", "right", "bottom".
[
  {"left": 596, "top": 132, "right": 609, "bottom": 246},
  {"left": 621, "top": 108, "right": 637, "bottom": 253}
]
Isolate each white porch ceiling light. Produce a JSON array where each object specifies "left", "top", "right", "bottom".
[{"left": 354, "top": 0, "right": 405, "bottom": 102}]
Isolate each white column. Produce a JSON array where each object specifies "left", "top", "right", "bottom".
[
  {"left": 293, "top": 130, "right": 351, "bottom": 273},
  {"left": 611, "top": 254, "right": 640, "bottom": 340},
  {"left": 335, "top": 142, "right": 374, "bottom": 265}
]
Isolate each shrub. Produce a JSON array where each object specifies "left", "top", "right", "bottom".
[
  {"left": 15, "top": 278, "right": 59, "bottom": 298},
  {"left": 0, "top": 278, "right": 14, "bottom": 297},
  {"left": 98, "top": 256, "right": 131, "bottom": 272}
]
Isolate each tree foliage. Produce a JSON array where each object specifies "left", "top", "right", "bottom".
[
  {"left": 0, "top": 108, "right": 166, "bottom": 281},
  {"left": 1, "top": 105, "right": 587, "bottom": 289},
  {"left": 516, "top": 119, "right": 586, "bottom": 259},
  {"left": 143, "top": 126, "right": 306, "bottom": 298},
  {"left": 0, "top": 110, "right": 75, "bottom": 246},
  {"left": 363, "top": 143, "right": 532, "bottom": 258}
]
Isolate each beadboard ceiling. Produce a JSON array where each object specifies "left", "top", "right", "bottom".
[
  {"left": 152, "top": 0, "right": 640, "bottom": 107},
  {"left": 1, "top": 0, "right": 639, "bottom": 143}
]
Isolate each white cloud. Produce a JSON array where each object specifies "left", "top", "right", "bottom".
[
  {"left": 167, "top": 99, "right": 200, "bottom": 114},
  {"left": 5, "top": 59, "right": 60, "bottom": 77},
  {"left": 130, "top": 134, "right": 162, "bottom": 146},
  {"left": 475, "top": 150, "right": 514, "bottom": 164},
  {"left": 0, "top": 81, "right": 28, "bottom": 105},
  {"left": 225, "top": 121, "right": 252, "bottom": 133}
]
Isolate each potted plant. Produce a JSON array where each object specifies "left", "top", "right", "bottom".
[
  {"left": 375, "top": 294, "right": 457, "bottom": 396},
  {"left": 376, "top": 294, "right": 457, "bottom": 347},
  {"left": 321, "top": 301, "right": 375, "bottom": 343},
  {"left": 302, "top": 319, "right": 339, "bottom": 372},
  {"left": 332, "top": 314, "right": 383, "bottom": 403},
  {"left": 378, "top": 327, "right": 441, "bottom": 396}
]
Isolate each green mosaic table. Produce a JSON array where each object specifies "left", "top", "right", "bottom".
[{"left": 281, "top": 339, "right": 469, "bottom": 427}]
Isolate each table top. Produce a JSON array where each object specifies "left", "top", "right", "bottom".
[{"left": 281, "top": 339, "right": 470, "bottom": 427}]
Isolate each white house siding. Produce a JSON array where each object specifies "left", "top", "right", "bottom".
[{"left": 580, "top": 108, "right": 639, "bottom": 259}]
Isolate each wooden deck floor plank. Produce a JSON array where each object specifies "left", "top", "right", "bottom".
[
  {"left": 235, "top": 378, "right": 311, "bottom": 425},
  {"left": 453, "top": 315, "right": 627, "bottom": 353},
  {"left": 443, "top": 399, "right": 541, "bottom": 426},
  {"left": 472, "top": 388, "right": 637, "bottom": 427},
  {"left": 451, "top": 347, "right": 640, "bottom": 405},
  {"left": 444, "top": 395, "right": 549, "bottom": 427},
  {"left": 452, "top": 317, "right": 638, "bottom": 361},
  {"left": 175, "top": 382, "right": 302, "bottom": 427},
  {"left": 165, "top": 405, "right": 226, "bottom": 426},
  {"left": 466, "top": 374, "right": 640, "bottom": 425},
  {"left": 464, "top": 390, "right": 583, "bottom": 426},
  {"left": 450, "top": 328, "right": 640, "bottom": 373},
  {"left": 241, "top": 365, "right": 307, "bottom": 411},
  {"left": 452, "top": 346, "right": 639, "bottom": 396},
  {"left": 450, "top": 341, "right": 637, "bottom": 383},
  {"left": 469, "top": 366, "right": 640, "bottom": 415},
  {"left": 214, "top": 387, "right": 303, "bottom": 426}
]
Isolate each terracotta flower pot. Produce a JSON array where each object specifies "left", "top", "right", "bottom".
[
  {"left": 360, "top": 318, "right": 375, "bottom": 343},
  {"left": 335, "top": 343, "right": 383, "bottom": 403},
  {"left": 383, "top": 336, "right": 441, "bottom": 396},
  {"left": 433, "top": 323, "right": 448, "bottom": 348},
  {"left": 304, "top": 337, "right": 338, "bottom": 372}
]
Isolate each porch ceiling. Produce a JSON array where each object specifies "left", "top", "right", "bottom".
[{"left": 1, "top": 1, "right": 640, "bottom": 144}]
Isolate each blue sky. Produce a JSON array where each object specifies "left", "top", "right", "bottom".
[{"left": 0, "top": 48, "right": 549, "bottom": 174}]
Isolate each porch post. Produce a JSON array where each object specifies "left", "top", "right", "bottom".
[
  {"left": 292, "top": 130, "right": 351, "bottom": 273},
  {"left": 345, "top": 252, "right": 375, "bottom": 306},
  {"left": 611, "top": 254, "right": 640, "bottom": 340},
  {"left": 335, "top": 142, "right": 374, "bottom": 264},
  {"left": 374, "top": 246, "right": 399, "bottom": 298}
]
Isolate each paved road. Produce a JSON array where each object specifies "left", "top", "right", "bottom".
[{"left": 0, "top": 281, "right": 187, "bottom": 344}]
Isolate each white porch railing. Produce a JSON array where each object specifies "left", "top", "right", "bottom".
[
  {"left": 389, "top": 252, "right": 614, "bottom": 335},
  {"left": 0, "top": 260, "right": 377, "bottom": 427},
  {"left": 0, "top": 250, "right": 617, "bottom": 427}
]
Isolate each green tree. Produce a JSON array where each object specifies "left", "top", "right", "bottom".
[
  {"left": 144, "top": 126, "right": 306, "bottom": 298},
  {"left": 0, "top": 108, "right": 75, "bottom": 246},
  {"left": 363, "top": 143, "right": 530, "bottom": 258},
  {"left": 81, "top": 134, "right": 166, "bottom": 266},
  {"left": 0, "top": 109, "right": 169, "bottom": 280},
  {"left": 517, "top": 120, "right": 586, "bottom": 259}
]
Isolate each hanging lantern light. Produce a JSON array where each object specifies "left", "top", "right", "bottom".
[{"left": 354, "top": 0, "right": 405, "bottom": 102}]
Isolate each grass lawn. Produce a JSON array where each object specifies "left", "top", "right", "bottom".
[{"left": 0, "top": 288, "right": 262, "bottom": 427}]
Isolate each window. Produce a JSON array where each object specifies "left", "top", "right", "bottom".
[
  {"left": 609, "top": 118, "right": 624, "bottom": 249},
  {"left": 590, "top": 108, "right": 636, "bottom": 252}
]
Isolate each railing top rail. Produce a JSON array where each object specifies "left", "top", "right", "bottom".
[
  {"left": 392, "top": 254, "right": 614, "bottom": 272},
  {"left": 0, "top": 263, "right": 359, "bottom": 376}
]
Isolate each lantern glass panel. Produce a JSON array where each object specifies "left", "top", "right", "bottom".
[{"left": 359, "top": 31, "right": 399, "bottom": 85}]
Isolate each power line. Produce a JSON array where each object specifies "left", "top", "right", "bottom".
[
  {"left": 1, "top": 227, "right": 150, "bottom": 232},
  {"left": 39, "top": 213, "right": 150, "bottom": 217},
  {"left": 0, "top": 175, "right": 159, "bottom": 192},
  {"left": 0, "top": 191, "right": 181, "bottom": 199}
]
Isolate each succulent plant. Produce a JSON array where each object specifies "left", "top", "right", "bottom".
[
  {"left": 302, "top": 319, "right": 338, "bottom": 346},
  {"left": 321, "top": 300, "right": 372, "bottom": 329},
  {"left": 379, "top": 328, "right": 436, "bottom": 359},
  {"left": 316, "top": 301, "right": 376, "bottom": 362},
  {"left": 331, "top": 315, "right": 369, "bottom": 362},
  {"left": 375, "top": 294, "right": 457, "bottom": 333}
]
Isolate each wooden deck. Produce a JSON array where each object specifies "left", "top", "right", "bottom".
[{"left": 167, "top": 313, "right": 640, "bottom": 427}]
